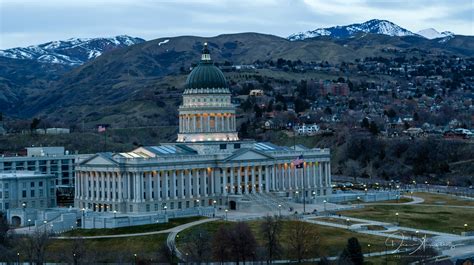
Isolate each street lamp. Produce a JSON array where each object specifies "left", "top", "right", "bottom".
[
  {"left": 357, "top": 196, "right": 360, "bottom": 205},
  {"left": 464, "top": 224, "right": 468, "bottom": 233},
  {"left": 81, "top": 208, "right": 86, "bottom": 229},
  {"left": 27, "top": 219, "right": 31, "bottom": 231},
  {"left": 17, "top": 252, "right": 19, "bottom": 265},
  {"left": 164, "top": 205, "right": 168, "bottom": 215},
  {"left": 395, "top": 212, "right": 399, "bottom": 225},
  {"left": 134, "top": 253, "right": 137, "bottom": 265},
  {"left": 346, "top": 218, "right": 350, "bottom": 229},
  {"left": 113, "top": 210, "right": 117, "bottom": 219},
  {"left": 323, "top": 200, "right": 327, "bottom": 212},
  {"left": 225, "top": 209, "right": 228, "bottom": 221},
  {"left": 278, "top": 204, "right": 282, "bottom": 216},
  {"left": 367, "top": 244, "right": 371, "bottom": 256}
]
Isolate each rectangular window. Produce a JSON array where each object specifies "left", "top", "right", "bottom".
[
  {"left": 4, "top": 203, "right": 9, "bottom": 210},
  {"left": 22, "top": 182, "right": 27, "bottom": 188},
  {"left": 4, "top": 191, "right": 9, "bottom": 199},
  {"left": 234, "top": 143, "right": 241, "bottom": 149},
  {"left": 39, "top": 181, "right": 43, "bottom": 187},
  {"left": 30, "top": 190, "right": 35, "bottom": 197},
  {"left": 22, "top": 190, "right": 27, "bottom": 198},
  {"left": 219, "top": 144, "right": 227, "bottom": 150},
  {"left": 39, "top": 189, "right": 44, "bottom": 197}
]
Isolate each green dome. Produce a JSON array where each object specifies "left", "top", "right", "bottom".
[
  {"left": 185, "top": 42, "right": 227, "bottom": 89},
  {"left": 185, "top": 62, "right": 227, "bottom": 89}
]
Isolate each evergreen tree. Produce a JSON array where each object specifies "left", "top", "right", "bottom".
[
  {"left": 339, "top": 237, "right": 363, "bottom": 265},
  {"left": 369, "top": 121, "right": 379, "bottom": 135},
  {"left": 361, "top": 118, "right": 369, "bottom": 129}
]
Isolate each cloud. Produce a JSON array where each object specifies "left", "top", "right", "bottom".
[{"left": 0, "top": 0, "right": 472, "bottom": 49}]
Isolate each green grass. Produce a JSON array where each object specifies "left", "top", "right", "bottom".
[
  {"left": 176, "top": 219, "right": 398, "bottom": 259},
  {"left": 47, "top": 234, "right": 168, "bottom": 263},
  {"left": 413, "top": 192, "right": 474, "bottom": 207},
  {"left": 338, "top": 205, "right": 473, "bottom": 235},
  {"left": 63, "top": 216, "right": 204, "bottom": 237}
]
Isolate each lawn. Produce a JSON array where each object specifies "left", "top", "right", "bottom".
[
  {"left": 337, "top": 205, "right": 473, "bottom": 235},
  {"left": 47, "top": 234, "right": 168, "bottom": 263},
  {"left": 412, "top": 192, "right": 474, "bottom": 207},
  {"left": 62, "top": 216, "right": 204, "bottom": 236},
  {"left": 176, "top": 219, "right": 398, "bottom": 259}
]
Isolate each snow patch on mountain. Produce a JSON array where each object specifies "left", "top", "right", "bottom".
[
  {"left": 416, "top": 28, "right": 454, "bottom": 39},
  {"left": 0, "top": 35, "right": 145, "bottom": 65},
  {"left": 288, "top": 19, "right": 417, "bottom": 41},
  {"left": 158, "top": 39, "right": 169, "bottom": 46}
]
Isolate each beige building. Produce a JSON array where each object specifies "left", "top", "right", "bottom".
[{"left": 74, "top": 44, "right": 332, "bottom": 213}]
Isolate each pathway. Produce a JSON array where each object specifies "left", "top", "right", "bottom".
[{"left": 54, "top": 218, "right": 217, "bottom": 240}]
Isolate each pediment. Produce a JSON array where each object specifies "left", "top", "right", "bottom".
[
  {"left": 225, "top": 149, "right": 274, "bottom": 162},
  {"left": 80, "top": 154, "right": 117, "bottom": 166}
]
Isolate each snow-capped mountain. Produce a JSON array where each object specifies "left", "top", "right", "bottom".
[
  {"left": 288, "top": 19, "right": 417, "bottom": 40},
  {"left": 416, "top": 28, "right": 454, "bottom": 40},
  {"left": 0, "top": 35, "right": 145, "bottom": 65}
]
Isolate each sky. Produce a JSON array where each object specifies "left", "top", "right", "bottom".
[{"left": 0, "top": 0, "right": 473, "bottom": 49}]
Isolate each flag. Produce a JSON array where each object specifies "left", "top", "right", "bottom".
[
  {"left": 98, "top": 125, "right": 106, "bottom": 133},
  {"left": 292, "top": 154, "right": 304, "bottom": 168}
]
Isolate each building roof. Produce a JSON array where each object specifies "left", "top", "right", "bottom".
[
  {"left": 0, "top": 171, "right": 54, "bottom": 179},
  {"left": 185, "top": 43, "right": 228, "bottom": 90}
]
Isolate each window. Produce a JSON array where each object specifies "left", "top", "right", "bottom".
[
  {"left": 4, "top": 191, "right": 9, "bottom": 199},
  {"left": 22, "top": 182, "right": 27, "bottom": 188},
  {"left": 219, "top": 144, "right": 227, "bottom": 150},
  {"left": 234, "top": 143, "right": 241, "bottom": 149},
  {"left": 0, "top": 191, "right": 2, "bottom": 198},
  {"left": 4, "top": 203, "right": 9, "bottom": 210},
  {"left": 4, "top": 183, "right": 8, "bottom": 189},
  {"left": 39, "top": 181, "right": 43, "bottom": 187},
  {"left": 30, "top": 190, "right": 35, "bottom": 197},
  {"left": 31, "top": 181, "right": 35, "bottom": 188},
  {"left": 22, "top": 190, "right": 27, "bottom": 198},
  {"left": 39, "top": 189, "right": 44, "bottom": 197}
]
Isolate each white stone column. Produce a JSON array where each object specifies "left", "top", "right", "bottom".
[
  {"left": 221, "top": 115, "right": 225, "bottom": 132},
  {"left": 210, "top": 168, "right": 215, "bottom": 196},
  {"left": 328, "top": 162, "right": 332, "bottom": 188},
  {"left": 200, "top": 115, "right": 204, "bottom": 132},
  {"left": 193, "top": 115, "right": 197, "bottom": 132},
  {"left": 194, "top": 169, "right": 200, "bottom": 198},
  {"left": 147, "top": 172, "right": 153, "bottom": 201},
  {"left": 222, "top": 168, "right": 227, "bottom": 195},
  {"left": 319, "top": 163, "right": 323, "bottom": 194},
  {"left": 272, "top": 165, "right": 276, "bottom": 191},
  {"left": 172, "top": 170, "right": 177, "bottom": 199},
  {"left": 227, "top": 115, "right": 231, "bottom": 131},
  {"left": 207, "top": 115, "right": 211, "bottom": 132},
  {"left": 203, "top": 168, "right": 208, "bottom": 197},
  {"left": 187, "top": 170, "right": 193, "bottom": 199},
  {"left": 164, "top": 170, "right": 169, "bottom": 199},
  {"left": 237, "top": 166, "right": 242, "bottom": 194},
  {"left": 251, "top": 166, "right": 256, "bottom": 193},
  {"left": 179, "top": 170, "right": 184, "bottom": 199},
  {"left": 118, "top": 172, "right": 123, "bottom": 202},
  {"left": 230, "top": 167, "right": 235, "bottom": 194},
  {"left": 244, "top": 166, "right": 249, "bottom": 194}
]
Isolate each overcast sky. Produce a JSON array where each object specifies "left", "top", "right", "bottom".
[{"left": 0, "top": 0, "right": 472, "bottom": 49}]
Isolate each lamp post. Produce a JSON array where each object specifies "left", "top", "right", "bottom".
[
  {"left": 27, "top": 219, "right": 31, "bottom": 231},
  {"left": 81, "top": 208, "right": 86, "bottom": 229},
  {"left": 43, "top": 220, "right": 47, "bottom": 232},
  {"left": 113, "top": 210, "right": 117, "bottom": 219},
  {"left": 367, "top": 244, "right": 371, "bottom": 257},
  {"left": 346, "top": 218, "right": 350, "bottom": 229},
  {"left": 278, "top": 204, "right": 282, "bottom": 217},
  {"left": 323, "top": 200, "right": 327, "bottom": 212},
  {"left": 464, "top": 223, "right": 468, "bottom": 233},
  {"left": 395, "top": 212, "right": 399, "bottom": 225},
  {"left": 225, "top": 209, "right": 228, "bottom": 221},
  {"left": 164, "top": 205, "right": 168, "bottom": 216},
  {"left": 357, "top": 196, "right": 360, "bottom": 205},
  {"left": 17, "top": 252, "right": 19, "bottom": 265},
  {"left": 134, "top": 253, "right": 137, "bottom": 265}
]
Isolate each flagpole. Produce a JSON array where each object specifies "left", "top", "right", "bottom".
[{"left": 303, "top": 163, "right": 306, "bottom": 214}]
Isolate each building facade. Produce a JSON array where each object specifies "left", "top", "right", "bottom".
[
  {"left": 0, "top": 171, "right": 56, "bottom": 212},
  {"left": 75, "top": 44, "right": 332, "bottom": 213},
  {"left": 0, "top": 147, "right": 77, "bottom": 187}
]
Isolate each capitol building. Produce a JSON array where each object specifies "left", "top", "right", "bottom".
[{"left": 75, "top": 44, "right": 332, "bottom": 213}]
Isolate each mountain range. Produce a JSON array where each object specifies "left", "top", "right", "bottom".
[
  {"left": 0, "top": 35, "right": 144, "bottom": 65},
  {"left": 288, "top": 19, "right": 456, "bottom": 41},
  {"left": 0, "top": 19, "right": 472, "bottom": 128}
]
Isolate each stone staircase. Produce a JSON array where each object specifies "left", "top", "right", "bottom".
[{"left": 243, "top": 192, "right": 293, "bottom": 213}]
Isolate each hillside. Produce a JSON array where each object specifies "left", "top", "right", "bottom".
[{"left": 1, "top": 32, "right": 473, "bottom": 127}]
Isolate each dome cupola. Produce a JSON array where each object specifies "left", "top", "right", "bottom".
[{"left": 185, "top": 43, "right": 228, "bottom": 91}]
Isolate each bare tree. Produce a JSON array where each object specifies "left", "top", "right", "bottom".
[
  {"left": 344, "top": 159, "right": 361, "bottom": 182},
  {"left": 212, "top": 224, "right": 232, "bottom": 264},
  {"left": 21, "top": 229, "right": 51, "bottom": 265},
  {"left": 157, "top": 241, "right": 176, "bottom": 265},
  {"left": 229, "top": 222, "right": 257, "bottom": 265},
  {"left": 287, "top": 220, "right": 320, "bottom": 264},
  {"left": 181, "top": 227, "right": 211, "bottom": 264},
  {"left": 260, "top": 215, "right": 283, "bottom": 264}
]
